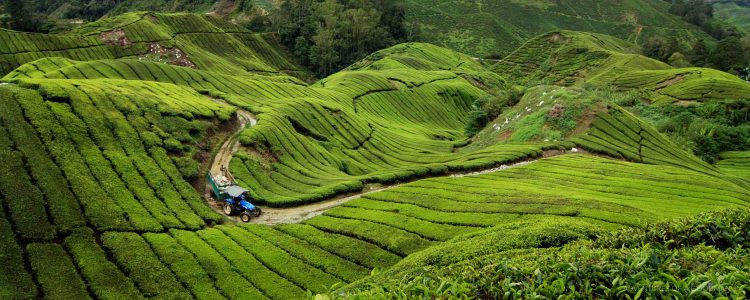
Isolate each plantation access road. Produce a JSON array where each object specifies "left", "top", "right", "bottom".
[
  {"left": 204, "top": 102, "right": 584, "bottom": 225},
  {"left": 209, "top": 109, "right": 256, "bottom": 177},
  {"left": 204, "top": 105, "right": 256, "bottom": 217},
  {"left": 249, "top": 148, "right": 578, "bottom": 225}
]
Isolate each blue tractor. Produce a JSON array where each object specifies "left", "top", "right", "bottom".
[{"left": 207, "top": 174, "right": 261, "bottom": 222}]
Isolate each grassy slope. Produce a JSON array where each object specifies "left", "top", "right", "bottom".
[
  {"left": 0, "top": 15, "right": 748, "bottom": 299},
  {"left": 404, "top": 0, "right": 712, "bottom": 58}
]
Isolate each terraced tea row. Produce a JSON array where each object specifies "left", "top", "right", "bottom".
[
  {"left": 603, "top": 68, "right": 750, "bottom": 104},
  {"left": 574, "top": 105, "right": 721, "bottom": 176},
  {"left": 234, "top": 67, "right": 559, "bottom": 206},
  {"left": 718, "top": 151, "right": 750, "bottom": 181},
  {"left": 6, "top": 153, "right": 746, "bottom": 299},
  {"left": 493, "top": 31, "right": 750, "bottom": 105},
  {"left": 402, "top": 0, "right": 712, "bottom": 58},
  {"left": 1, "top": 25, "right": 748, "bottom": 299},
  {"left": 0, "top": 12, "right": 305, "bottom": 78},
  {"left": 493, "top": 31, "right": 670, "bottom": 85},
  {"left": 0, "top": 82, "right": 231, "bottom": 237}
]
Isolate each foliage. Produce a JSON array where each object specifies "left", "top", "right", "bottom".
[
  {"left": 464, "top": 91, "right": 514, "bottom": 136},
  {"left": 0, "top": 12, "right": 309, "bottom": 79},
  {"left": 709, "top": 36, "right": 749, "bottom": 73},
  {"left": 596, "top": 208, "right": 750, "bottom": 249},
  {"left": 64, "top": 228, "right": 144, "bottom": 300},
  {"left": 27, "top": 243, "right": 91, "bottom": 300},
  {"left": 275, "top": 0, "right": 407, "bottom": 76},
  {"left": 668, "top": 0, "right": 740, "bottom": 40},
  {"left": 0, "top": 203, "right": 36, "bottom": 299},
  {"left": 630, "top": 99, "right": 750, "bottom": 163},
  {"left": 642, "top": 35, "right": 684, "bottom": 63},
  {"left": 717, "top": 151, "right": 750, "bottom": 180}
]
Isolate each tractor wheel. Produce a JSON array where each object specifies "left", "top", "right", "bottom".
[
  {"left": 252, "top": 207, "right": 262, "bottom": 217},
  {"left": 240, "top": 212, "right": 252, "bottom": 223},
  {"left": 223, "top": 203, "right": 233, "bottom": 216}
]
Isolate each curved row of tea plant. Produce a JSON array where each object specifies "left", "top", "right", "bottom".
[
  {"left": 0, "top": 12, "right": 306, "bottom": 78},
  {"left": 332, "top": 208, "right": 750, "bottom": 299},
  {"left": 0, "top": 81, "right": 230, "bottom": 237}
]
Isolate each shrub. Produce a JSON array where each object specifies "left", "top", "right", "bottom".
[
  {"left": 277, "top": 224, "right": 401, "bottom": 269},
  {"left": 196, "top": 228, "right": 307, "bottom": 300},
  {"left": 101, "top": 232, "right": 191, "bottom": 299},
  {"left": 173, "top": 156, "right": 200, "bottom": 179},
  {"left": 64, "top": 228, "right": 144, "bottom": 300},
  {"left": 0, "top": 205, "right": 36, "bottom": 299},
  {"left": 241, "top": 225, "right": 370, "bottom": 283},
  {"left": 143, "top": 233, "right": 225, "bottom": 300},
  {"left": 170, "top": 230, "right": 265, "bottom": 299},
  {"left": 220, "top": 226, "right": 341, "bottom": 293},
  {"left": 26, "top": 243, "right": 91, "bottom": 300}
]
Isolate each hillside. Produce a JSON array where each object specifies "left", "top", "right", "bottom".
[
  {"left": 0, "top": 12, "right": 309, "bottom": 80},
  {"left": 491, "top": 30, "right": 750, "bottom": 103},
  {"left": 402, "top": 0, "right": 713, "bottom": 58},
  {"left": 712, "top": 0, "right": 750, "bottom": 32},
  {"left": 1, "top": 10, "right": 750, "bottom": 299}
]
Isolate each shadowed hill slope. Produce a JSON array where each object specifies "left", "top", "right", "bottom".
[{"left": 403, "top": 0, "right": 713, "bottom": 58}]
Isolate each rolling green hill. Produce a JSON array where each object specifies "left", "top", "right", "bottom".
[
  {"left": 0, "top": 12, "right": 309, "bottom": 80},
  {"left": 403, "top": 0, "right": 713, "bottom": 58},
  {"left": 712, "top": 0, "right": 750, "bottom": 32},
  {"left": 492, "top": 30, "right": 750, "bottom": 104},
  {"left": 1, "top": 10, "right": 749, "bottom": 300}
]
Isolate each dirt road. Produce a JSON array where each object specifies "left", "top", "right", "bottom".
[
  {"left": 249, "top": 149, "right": 577, "bottom": 225},
  {"left": 208, "top": 109, "right": 255, "bottom": 177},
  {"left": 204, "top": 104, "right": 578, "bottom": 225},
  {"left": 204, "top": 108, "right": 255, "bottom": 218}
]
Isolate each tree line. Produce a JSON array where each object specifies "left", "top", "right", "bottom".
[
  {"left": 0, "top": 0, "right": 410, "bottom": 76},
  {"left": 647, "top": 0, "right": 750, "bottom": 78},
  {"left": 270, "top": 0, "right": 410, "bottom": 76}
]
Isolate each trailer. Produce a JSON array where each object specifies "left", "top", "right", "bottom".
[{"left": 207, "top": 173, "right": 261, "bottom": 222}]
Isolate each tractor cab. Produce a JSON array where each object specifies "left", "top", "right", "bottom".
[{"left": 207, "top": 174, "right": 262, "bottom": 222}]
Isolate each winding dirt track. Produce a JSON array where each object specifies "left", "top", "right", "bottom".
[
  {"left": 204, "top": 108, "right": 255, "bottom": 218},
  {"left": 206, "top": 108, "right": 574, "bottom": 225},
  {"left": 209, "top": 109, "right": 255, "bottom": 177}
]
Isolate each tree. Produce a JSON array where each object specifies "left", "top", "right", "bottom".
[
  {"left": 5, "top": 0, "right": 35, "bottom": 31},
  {"left": 339, "top": 7, "right": 388, "bottom": 64},
  {"left": 273, "top": 0, "right": 409, "bottom": 76},
  {"left": 668, "top": 52, "right": 691, "bottom": 68},
  {"left": 234, "top": 0, "right": 254, "bottom": 13},
  {"left": 309, "top": 0, "right": 342, "bottom": 74},
  {"left": 689, "top": 39, "right": 709, "bottom": 66},
  {"left": 274, "top": 0, "right": 317, "bottom": 67},
  {"left": 642, "top": 36, "right": 681, "bottom": 63},
  {"left": 371, "top": 0, "right": 407, "bottom": 41},
  {"left": 709, "top": 37, "right": 748, "bottom": 73}
]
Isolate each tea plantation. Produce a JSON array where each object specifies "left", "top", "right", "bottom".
[
  {"left": 402, "top": 0, "right": 712, "bottom": 57},
  {"left": 1, "top": 11, "right": 749, "bottom": 300}
]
